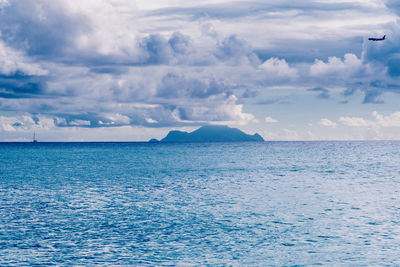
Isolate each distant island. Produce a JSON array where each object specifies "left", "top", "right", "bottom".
[{"left": 149, "top": 125, "right": 264, "bottom": 142}]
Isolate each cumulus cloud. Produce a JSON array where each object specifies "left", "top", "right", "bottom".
[
  {"left": 0, "top": 41, "right": 48, "bottom": 76},
  {"left": 171, "top": 95, "right": 257, "bottom": 125},
  {"left": 1, "top": 0, "right": 400, "bottom": 141},
  {"left": 339, "top": 116, "right": 375, "bottom": 127},
  {"left": 103, "top": 113, "right": 131, "bottom": 125},
  {"left": 138, "top": 32, "right": 194, "bottom": 65},
  {"left": 0, "top": 113, "right": 65, "bottom": 131},
  {"left": 145, "top": 117, "right": 157, "bottom": 124},
  {"left": 310, "top": 53, "right": 365, "bottom": 77},
  {"left": 0, "top": 114, "right": 33, "bottom": 131},
  {"left": 372, "top": 110, "right": 400, "bottom": 127},
  {"left": 309, "top": 48, "right": 398, "bottom": 103},
  {"left": 69, "top": 119, "right": 91, "bottom": 126},
  {"left": 216, "top": 35, "right": 260, "bottom": 65},
  {"left": 339, "top": 111, "right": 400, "bottom": 127},
  {"left": 319, "top": 118, "right": 336, "bottom": 127},
  {"left": 259, "top": 57, "right": 298, "bottom": 79},
  {"left": 265, "top": 116, "right": 278, "bottom": 123},
  {"left": 157, "top": 72, "right": 226, "bottom": 99}
]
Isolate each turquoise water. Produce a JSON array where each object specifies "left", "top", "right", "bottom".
[{"left": 1, "top": 141, "right": 400, "bottom": 265}]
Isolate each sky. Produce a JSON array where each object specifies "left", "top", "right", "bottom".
[{"left": 1, "top": 0, "right": 400, "bottom": 141}]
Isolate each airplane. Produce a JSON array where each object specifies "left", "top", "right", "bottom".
[{"left": 368, "top": 35, "right": 385, "bottom": 41}]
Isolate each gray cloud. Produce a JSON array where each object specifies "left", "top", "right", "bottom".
[
  {"left": 241, "top": 89, "right": 259, "bottom": 98},
  {"left": 216, "top": 35, "right": 260, "bottom": 65},
  {"left": 157, "top": 73, "right": 228, "bottom": 99},
  {"left": 308, "top": 87, "right": 330, "bottom": 99},
  {"left": 256, "top": 97, "right": 289, "bottom": 105},
  {"left": 386, "top": 0, "right": 400, "bottom": 15},
  {"left": 256, "top": 37, "right": 363, "bottom": 63},
  {"left": 138, "top": 32, "right": 194, "bottom": 65},
  {"left": 148, "top": 1, "right": 369, "bottom": 21},
  {"left": 0, "top": 0, "right": 90, "bottom": 59},
  {"left": 0, "top": 73, "right": 47, "bottom": 98},
  {"left": 0, "top": 0, "right": 398, "bottom": 133}
]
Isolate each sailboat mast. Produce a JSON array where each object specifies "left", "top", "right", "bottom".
[{"left": 33, "top": 132, "right": 38, "bottom": 143}]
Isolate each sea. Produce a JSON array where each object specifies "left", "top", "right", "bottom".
[{"left": 1, "top": 141, "right": 400, "bottom": 266}]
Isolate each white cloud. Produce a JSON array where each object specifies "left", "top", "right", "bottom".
[
  {"left": 104, "top": 113, "right": 131, "bottom": 125},
  {"left": 0, "top": 115, "right": 37, "bottom": 131},
  {"left": 259, "top": 57, "right": 298, "bottom": 79},
  {"left": 0, "top": 116, "right": 19, "bottom": 132},
  {"left": 319, "top": 118, "right": 336, "bottom": 127},
  {"left": 0, "top": 41, "right": 48, "bottom": 76},
  {"left": 0, "top": 114, "right": 62, "bottom": 132},
  {"left": 0, "top": 0, "right": 8, "bottom": 8},
  {"left": 69, "top": 119, "right": 91, "bottom": 126},
  {"left": 1, "top": 0, "right": 399, "bottom": 142},
  {"left": 339, "top": 116, "right": 375, "bottom": 127},
  {"left": 145, "top": 118, "right": 158, "bottom": 123},
  {"left": 310, "top": 53, "right": 365, "bottom": 77},
  {"left": 339, "top": 111, "right": 400, "bottom": 128},
  {"left": 265, "top": 116, "right": 278, "bottom": 123},
  {"left": 170, "top": 94, "right": 257, "bottom": 125},
  {"left": 372, "top": 111, "right": 400, "bottom": 127}
]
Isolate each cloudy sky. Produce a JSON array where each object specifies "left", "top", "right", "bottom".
[{"left": 1, "top": 0, "right": 400, "bottom": 141}]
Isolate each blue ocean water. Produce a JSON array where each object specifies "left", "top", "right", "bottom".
[{"left": 1, "top": 141, "right": 400, "bottom": 265}]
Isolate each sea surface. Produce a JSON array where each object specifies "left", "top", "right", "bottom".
[{"left": 1, "top": 141, "right": 400, "bottom": 266}]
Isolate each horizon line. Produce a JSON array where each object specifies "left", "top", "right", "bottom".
[{"left": 1, "top": 140, "right": 400, "bottom": 143}]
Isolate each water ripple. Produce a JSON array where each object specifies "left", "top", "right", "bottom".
[{"left": 1, "top": 141, "right": 400, "bottom": 265}]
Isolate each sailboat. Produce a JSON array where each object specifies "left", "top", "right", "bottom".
[{"left": 33, "top": 132, "right": 38, "bottom": 143}]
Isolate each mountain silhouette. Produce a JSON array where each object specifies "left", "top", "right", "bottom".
[{"left": 150, "top": 125, "right": 264, "bottom": 142}]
